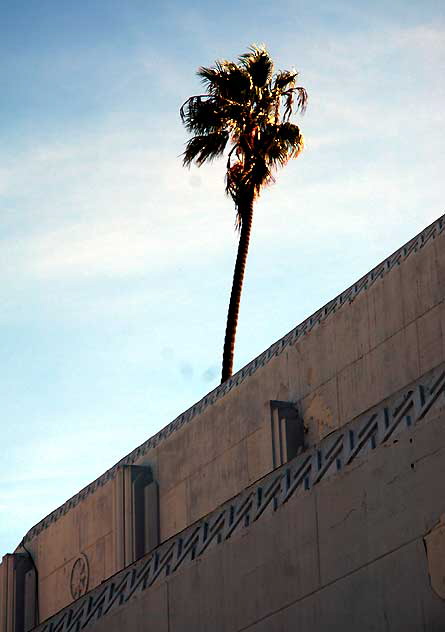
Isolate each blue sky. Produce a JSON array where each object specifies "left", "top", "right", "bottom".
[{"left": 1, "top": 0, "right": 444, "bottom": 555}]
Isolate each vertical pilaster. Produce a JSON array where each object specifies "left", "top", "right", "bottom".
[
  {"left": 270, "top": 401, "right": 305, "bottom": 468},
  {"left": 113, "top": 465, "right": 159, "bottom": 572},
  {"left": 0, "top": 554, "right": 35, "bottom": 632}
]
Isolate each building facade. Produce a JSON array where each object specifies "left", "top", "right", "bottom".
[{"left": 2, "top": 215, "right": 445, "bottom": 631}]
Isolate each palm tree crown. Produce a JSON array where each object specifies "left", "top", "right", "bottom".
[{"left": 181, "top": 45, "right": 307, "bottom": 382}]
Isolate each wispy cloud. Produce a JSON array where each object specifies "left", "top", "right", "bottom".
[
  {"left": 2, "top": 22, "right": 443, "bottom": 288},
  {"left": 0, "top": 130, "right": 237, "bottom": 284}
]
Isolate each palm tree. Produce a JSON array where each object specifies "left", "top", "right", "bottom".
[{"left": 180, "top": 45, "right": 307, "bottom": 383}]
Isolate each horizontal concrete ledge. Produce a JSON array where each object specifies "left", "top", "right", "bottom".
[
  {"left": 33, "top": 362, "right": 445, "bottom": 632},
  {"left": 20, "top": 213, "right": 445, "bottom": 547}
]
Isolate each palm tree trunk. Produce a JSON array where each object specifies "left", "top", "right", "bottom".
[{"left": 221, "top": 195, "right": 254, "bottom": 383}]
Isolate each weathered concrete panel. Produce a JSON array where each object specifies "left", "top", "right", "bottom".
[
  {"left": 401, "top": 230, "right": 442, "bottom": 324},
  {"left": 287, "top": 312, "right": 338, "bottom": 400},
  {"left": 35, "top": 510, "right": 80, "bottom": 581},
  {"left": 168, "top": 544, "right": 228, "bottom": 632},
  {"left": 168, "top": 488, "right": 319, "bottom": 632},
  {"left": 299, "top": 376, "right": 339, "bottom": 444},
  {"left": 34, "top": 478, "right": 113, "bottom": 581},
  {"left": 84, "top": 536, "right": 107, "bottom": 595},
  {"left": 334, "top": 287, "right": 370, "bottom": 369},
  {"left": 367, "top": 265, "right": 404, "bottom": 350},
  {"left": 226, "top": 491, "right": 319, "bottom": 631},
  {"left": 316, "top": 410, "right": 445, "bottom": 586},
  {"left": 417, "top": 303, "right": 444, "bottom": 375},
  {"left": 246, "top": 425, "right": 273, "bottom": 484},
  {"left": 159, "top": 480, "right": 188, "bottom": 541},
  {"left": 337, "top": 321, "right": 420, "bottom": 425},
  {"left": 76, "top": 481, "right": 113, "bottom": 552},
  {"left": 89, "top": 582, "right": 168, "bottom": 632},
  {"left": 39, "top": 566, "right": 68, "bottom": 623},
  {"left": 250, "top": 539, "right": 445, "bottom": 632},
  {"left": 104, "top": 532, "right": 115, "bottom": 579},
  {"left": 185, "top": 439, "right": 250, "bottom": 525}
]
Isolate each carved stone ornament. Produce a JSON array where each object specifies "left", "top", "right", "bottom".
[
  {"left": 70, "top": 553, "right": 90, "bottom": 600},
  {"left": 424, "top": 515, "right": 445, "bottom": 600}
]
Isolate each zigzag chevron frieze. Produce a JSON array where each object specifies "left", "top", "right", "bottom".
[
  {"left": 22, "top": 214, "right": 445, "bottom": 546},
  {"left": 34, "top": 363, "right": 445, "bottom": 632}
]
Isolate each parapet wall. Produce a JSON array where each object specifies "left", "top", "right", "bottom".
[{"left": 2, "top": 214, "right": 444, "bottom": 625}]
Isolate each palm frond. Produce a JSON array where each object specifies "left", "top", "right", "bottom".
[
  {"left": 197, "top": 63, "right": 225, "bottom": 94},
  {"left": 253, "top": 122, "right": 303, "bottom": 175},
  {"left": 282, "top": 86, "right": 308, "bottom": 120},
  {"left": 182, "top": 132, "right": 229, "bottom": 167},
  {"left": 277, "top": 121, "right": 303, "bottom": 150},
  {"left": 274, "top": 70, "right": 298, "bottom": 91},
  {"left": 239, "top": 45, "right": 274, "bottom": 88},
  {"left": 295, "top": 86, "right": 308, "bottom": 113},
  {"left": 180, "top": 96, "right": 226, "bottom": 134},
  {"left": 198, "top": 61, "right": 251, "bottom": 101}
]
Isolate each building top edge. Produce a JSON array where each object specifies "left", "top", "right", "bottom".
[{"left": 19, "top": 212, "right": 445, "bottom": 546}]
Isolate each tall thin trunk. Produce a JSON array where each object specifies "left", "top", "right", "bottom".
[{"left": 221, "top": 195, "right": 254, "bottom": 383}]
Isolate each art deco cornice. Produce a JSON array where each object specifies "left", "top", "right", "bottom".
[{"left": 21, "top": 213, "right": 444, "bottom": 546}]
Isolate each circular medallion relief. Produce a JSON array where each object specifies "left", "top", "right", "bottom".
[{"left": 70, "top": 553, "right": 89, "bottom": 600}]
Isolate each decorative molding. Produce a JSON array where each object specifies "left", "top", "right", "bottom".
[
  {"left": 270, "top": 400, "right": 304, "bottom": 467},
  {"left": 21, "top": 213, "right": 445, "bottom": 546},
  {"left": 114, "top": 466, "right": 158, "bottom": 569},
  {"left": 69, "top": 554, "right": 89, "bottom": 601},
  {"left": 33, "top": 363, "right": 445, "bottom": 632}
]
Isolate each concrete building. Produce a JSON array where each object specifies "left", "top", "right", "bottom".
[{"left": 1, "top": 214, "right": 445, "bottom": 631}]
